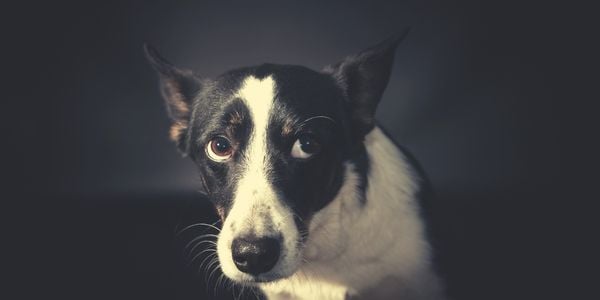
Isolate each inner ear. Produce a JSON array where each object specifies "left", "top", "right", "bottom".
[
  {"left": 144, "top": 43, "right": 202, "bottom": 153},
  {"left": 322, "top": 29, "right": 409, "bottom": 138}
]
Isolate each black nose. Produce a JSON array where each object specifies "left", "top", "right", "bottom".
[{"left": 231, "top": 236, "right": 280, "bottom": 275}]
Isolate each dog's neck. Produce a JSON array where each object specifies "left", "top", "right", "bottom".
[{"left": 260, "top": 127, "right": 443, "bottom": 299}]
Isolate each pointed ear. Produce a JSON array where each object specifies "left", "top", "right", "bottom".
[
  {"left": 323, "top": 29, "right": 409, "bottom": 137},
  {"left": 144, "top": 43, "right": 201, "bottom": 153}
]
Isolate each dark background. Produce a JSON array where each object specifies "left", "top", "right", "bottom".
[{"left": 4, "top": 0, "right": 589, "bottom": 299}]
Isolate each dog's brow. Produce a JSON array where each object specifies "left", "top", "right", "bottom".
[
  {"left": 301, "top": 115, "right": 336, "bottom": 124},
  {"left": 296, "top": 116, "right": 337, "bottom": 131},
  {"left": 227, "top": 110, "right": 244, "bottom": 125},
  {"left": 281, "top": 120, "right": 296, "bottom": 136},
  {"left": 289, "top": 116, "right": 337, "bottom": 136}
]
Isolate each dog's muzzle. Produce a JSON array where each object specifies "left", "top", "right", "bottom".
[{"left": 231, "top": 236, "right": 281, "bottom": 275}]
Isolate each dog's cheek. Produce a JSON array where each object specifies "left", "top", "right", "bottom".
[
  {"left": 306, "top": 156, "right": 345, "bottom": 213},
  {"left": 210, "top": 193, "right": 234, "bottom": 222},
  {"left": 293, "top": 213, "right": 311, "bottom": 242},
  {"left": 198, "top": 161, "right": 232, "bottom": 195},
  {"left": 282, "top": 160, "right": 336, "bottom": 221},
  {"left": 215, "top": 204, "right": 226, "bottom": 222}
]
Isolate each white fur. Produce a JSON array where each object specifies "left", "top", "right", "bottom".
[
  {"left": 259, "top": 127, "right": 446, "bottom": 300},
  {"left": 217, "top": 76, "right": 301, "bottom": 282}
]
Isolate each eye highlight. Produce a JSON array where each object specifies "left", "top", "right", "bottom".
[
  {"left": 206, "top": 136, "right": 233, "bottom": 162},
  {"left": 291, "top": 135, "right": 321, "bottom": 159}
]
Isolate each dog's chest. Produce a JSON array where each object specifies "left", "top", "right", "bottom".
[
  {"left": 259, "top": 272, "right": 408, "bottom": 300},
  {"left": 259, "top": 272, "right": 351, "bottom": 300}
]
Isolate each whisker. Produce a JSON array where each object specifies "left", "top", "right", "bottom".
[
  {"left": 187, "top": 239, "right": 218, "bottom": 249},
  {"left": 198, "top": 252, "right": 218, "bottom": 271},
  {"left": 250, "top": 285, "right": 261, "bottom": 300},
  {"left": 213, "top": 272, "right": 233, "bottom": 297},
  {"left": 239, "top": 285, "right": 246, "bottom": 300},
  {"left": 203, "top": 258, "right": 219, "bottom": 295},
  {"left": 176, "top": 221, "right": 221, "bottom": 236},
  {"left": 204, "top": 258, "right": 220, "bottom": 289},
  {"left": 215, "top": 273, "right": 227, "bottom": 297},
  {"left": 207, "top": 261, "right": 222, "bottom": 286},
  {"left": 189, "top": 247, "right": 217, "bottom": 265},
  {"left": 205, "top": 257, "right": 221, "bottom": 275},
  {"left": 185, "top": 234, "right": 219, "bottom": 253},
  {"left": 233, "top": 286, "right": 244, "bottom": 300},
  {"left": 185, "top": 240, "right": 218, "bottom": 261},
  {"left": 298, "top": 115, "right": 336, "bottom": 128}
]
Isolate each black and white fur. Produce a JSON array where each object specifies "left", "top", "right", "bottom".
[{"left": 146, "top": 31, "right": 446, "bottom": 300}]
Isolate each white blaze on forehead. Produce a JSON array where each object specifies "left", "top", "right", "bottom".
[
  {"left": 217, "top": 75, "right": 301, "bottom": 281},
  {"left": 236, "top": 75, "right": 276, "bottom": 178},
  {"left": 232, "top": 75, "right": 278, "bottom": 235}
]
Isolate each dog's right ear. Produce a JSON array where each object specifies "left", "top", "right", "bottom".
[
  {"left": 323, "top": 30, "right": 409, "bottom": 139},
  {"left": 144, "top": 43, "right": 201, "bottom": 153}
]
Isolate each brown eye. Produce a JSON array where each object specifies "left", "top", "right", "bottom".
[
  {"left": 291, "top": 135, "right": 321, "bottom": 159},
  {"left": 206, "top": 136, "right": 233, "bottom": 162}
]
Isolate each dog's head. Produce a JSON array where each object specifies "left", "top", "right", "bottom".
[{"left": 146, "top": 32, "right": 406, "bottom": 283}]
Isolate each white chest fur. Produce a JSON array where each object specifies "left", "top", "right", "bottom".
[{"left": 259, "top": 127, "right": 445, "bottom": 300}]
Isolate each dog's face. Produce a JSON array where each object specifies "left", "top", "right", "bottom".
[{"left": 146, "top": 32, "right": 406, "bottom": 283}]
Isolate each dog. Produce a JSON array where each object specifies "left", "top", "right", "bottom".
[{"left": 145, "top": 30, "right": 446, "bottom": 300}]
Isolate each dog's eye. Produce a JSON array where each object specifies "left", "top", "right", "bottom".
[
  {"left": 291, "top": 135, "right": 321, "bottom": 159},
  {"left": 206, "top": 136, "right": 233, "bottom": 162}
]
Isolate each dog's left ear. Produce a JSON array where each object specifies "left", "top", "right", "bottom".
[
  {"left": 144, "top": 43, "right": 201, "bottom": 154},
  {"left": 323, "top": 29, "right": 409, "bottom": 137}
]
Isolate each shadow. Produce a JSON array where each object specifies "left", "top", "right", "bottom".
[{"left": 11, "top": 188, "right": 558, "bottom": 300}]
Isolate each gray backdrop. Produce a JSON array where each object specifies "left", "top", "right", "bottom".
[{"left": 5, "top": 1, "right": 578, "bottom": 299}]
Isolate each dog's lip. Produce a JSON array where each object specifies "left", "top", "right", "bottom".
[
  {"left": 239, "top": 272, "right": 287, "bottom": 284},
  {"left": 250, "top": 276, "right": 275, "bottom": 283}
]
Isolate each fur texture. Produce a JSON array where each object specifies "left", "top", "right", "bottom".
[{"left": 259, "top": 127, "right": 445, "bottom": 299}]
